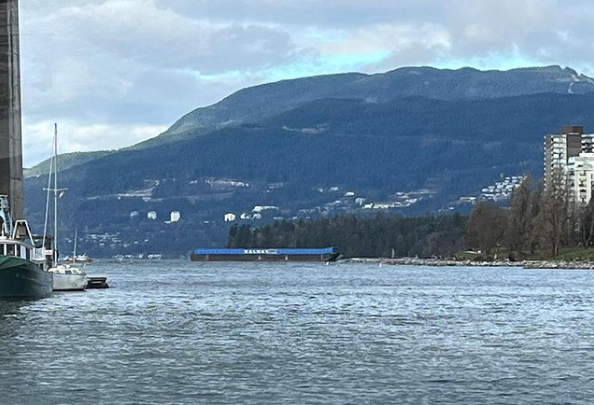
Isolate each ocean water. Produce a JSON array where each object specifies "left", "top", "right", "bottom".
[{"left": 1, "top": 261, "right": 594, "bottom": 405}]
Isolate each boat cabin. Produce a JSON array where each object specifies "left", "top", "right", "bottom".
[
  {"left": 0, "top": 230, "right": 47, "bottom": 267},
  {"left": 0, "top": 238, "right": 33, "bottom": 260},
  {"left": 0, "top": 195, "right": 49, "bottom": 269}
]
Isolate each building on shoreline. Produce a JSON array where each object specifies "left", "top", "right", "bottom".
[
  {"left": 545, "top": 126, "right": 594, "bottom": 205},
  {"left": 567, "top": 153, "right": 594, "bottom": 205},
  {"left": 544, "top": 126, "right": 583, "bottom": 191}
]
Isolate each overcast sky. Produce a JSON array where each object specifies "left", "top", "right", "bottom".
[{"left": 19, "top": 0, "right": 594, "bottom": 166}]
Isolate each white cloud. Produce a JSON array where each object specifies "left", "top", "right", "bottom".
[
  {"left": 309, "top": 24, "right": 450, "bottom": 56},
  {"left": 23, "top": 120, "right": 167, "bottom": 166},
  {"left": 20, "top": 0, "right": 306, "bottom": 166}
]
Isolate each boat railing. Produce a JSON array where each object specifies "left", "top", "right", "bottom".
[{"left": 32, "top": 248, "right": 46, "bottom": 261}]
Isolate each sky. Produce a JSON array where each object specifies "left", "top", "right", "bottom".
[{"left": 19, "top": 0, "right": 594, "bottom": 166}]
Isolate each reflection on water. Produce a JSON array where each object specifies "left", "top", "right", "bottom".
[{"left": 1, "top": 261, "right": 594, "bottom": 404}]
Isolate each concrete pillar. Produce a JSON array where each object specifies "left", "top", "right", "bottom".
[{"left": 0, "top": 0, "right": 23, "bottom": 219}]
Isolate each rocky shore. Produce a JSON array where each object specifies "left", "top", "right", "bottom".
[{"left": 344, "top": 257, "right": 594, "bottom": 269}]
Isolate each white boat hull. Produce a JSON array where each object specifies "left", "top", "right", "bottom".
[{"left": 52, "top": 273, "right": 88, "bottom": 291}]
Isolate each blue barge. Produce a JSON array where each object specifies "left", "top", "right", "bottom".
[{"left": 191, "top": 247, "right": 339, "bottom": 262}]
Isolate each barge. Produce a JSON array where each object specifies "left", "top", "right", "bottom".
[{"left": 191, "top": 248, "right": 339, "bottom": 262}]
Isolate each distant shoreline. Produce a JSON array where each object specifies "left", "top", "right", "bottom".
[{"left": 343, "top": 257, "right": 594, "bottom": 270}]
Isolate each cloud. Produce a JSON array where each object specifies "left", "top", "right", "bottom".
[
  {"left": 157, "top": 0, "right": 445, "bottom": 28},
  {"left": 23, "top": 119, "right": 168, "bottom": 166},
  {"left": 18, "top": 0, "right": 594, "bottom": 166},
  {"left": 46, "top": 0, "right": 300, "bottom": 73},
  {"left": 21, "top": 0, "right": 287, "bottom": 165}
]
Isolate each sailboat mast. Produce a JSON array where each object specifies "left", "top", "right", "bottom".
[
  {"left": 73, "top": 228, "right": 78, "bottom": 258},
  {"left": 54, "top": 123, "right": 58, "bottom": 264},
  {"left": 41, "top": 137, "right": 54, "bottom": 246}
]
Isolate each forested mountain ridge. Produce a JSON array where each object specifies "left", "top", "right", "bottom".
[
  {"left": 25, "top": 151, "right": 111, "bottom": 178},
  {"left": 22, "top": 66, "right": 594, "bottom": 256},
  {"left": 142, "top": 65, "right": 594, "bottom": 148},
  {"left": 26, "top": 65, "right": 594, "bottom": 178}
]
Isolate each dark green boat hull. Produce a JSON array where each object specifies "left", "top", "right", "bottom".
[{"left": 0, "top": 255, "right": 53, "bottom": 299}]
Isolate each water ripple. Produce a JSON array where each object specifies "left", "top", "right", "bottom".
[{"left": 1, "top": 262, "right": 594, "bottom": 404}]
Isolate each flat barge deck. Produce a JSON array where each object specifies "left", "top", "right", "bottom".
[{"left": 191, "top": 248, "right": 339, "bottom": 262}]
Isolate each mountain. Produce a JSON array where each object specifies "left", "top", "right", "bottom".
[
  {"left": 147, "top": 65, "right": 594, "bottom": 145},
  {"left": 27, "top": 65, "right": 594, "bottom": 177},
  {"left": 25, "top": 151, "right": 111, "bottom": 178},
  {"left": 22, "top": 66, "right": 594, "bottom": 257}
]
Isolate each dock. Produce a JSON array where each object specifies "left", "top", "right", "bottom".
[{"left": 86, "top": 276, "right": 109, "bottom": 289}]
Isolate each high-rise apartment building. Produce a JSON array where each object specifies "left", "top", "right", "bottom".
[
  {"left": 545, "top": 126, "right": 594, "bottom": 205},
  {"left": 567, "top": 153, "right": 594, "bottom": 205},
  {"left": 544, "top": 126, "right": 583, "bottom": 192}
]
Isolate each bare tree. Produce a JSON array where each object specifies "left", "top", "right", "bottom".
[
  {"left": 580, "top": 199, "right": 594, "bottom": 248},
  {"left": 540, "top": 168, "right": 570, "bottom": 257},
  {"left": 524, "top": 180, "right": 545, "bottom": 254},
  {"left": 466, "top": 202, "right": 508, "bottom": 257},
  {"left": 505, "top": 175, "right": 533, "bottom": 256}
]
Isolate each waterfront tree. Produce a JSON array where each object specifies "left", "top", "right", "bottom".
[
  {"left": 579, "top": 199, "right": 594, "bottom": 248},
  {"left": 526, "top": 181, "right": 544, "bottom": 255},
  {"left": 540, "top": 168, "right": 570, "bottom": 257},
  {"left": 505, "top": 175, "right": 533, "bottom": 256},
  {"left": 466, "top": 202, "right": 508, "bottom": 257}
]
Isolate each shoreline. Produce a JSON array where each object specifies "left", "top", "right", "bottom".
[{"left": 343, "top": 257, "right": 594, "bottom": 270}]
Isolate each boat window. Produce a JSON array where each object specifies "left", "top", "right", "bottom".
[
  {"left": 65, "top": 270, "right": 72, "bottom": 275},
  {"left": 6, "top": 244, "right": 15, "bottom": 256}
]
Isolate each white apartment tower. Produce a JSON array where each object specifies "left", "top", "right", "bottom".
[
  {"left": 545, "top": 126, "right": 594, "bottom": 205},
  {"left": 567, "top": 153, "right": 594, "bottom": 205}
]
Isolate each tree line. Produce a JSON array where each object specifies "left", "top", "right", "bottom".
[
  {"left": 228, "top": 214, "right": 467, "bottom": 258},
  {"left": 466, "top": 174, "right": 594, "bottom": 259},
  {"left": 228, "top": 174, "right": 594, "bottom": 260}
]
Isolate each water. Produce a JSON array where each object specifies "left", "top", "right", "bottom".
[{"left": 1, "top": 261, "right": 594, "bottom": 404}]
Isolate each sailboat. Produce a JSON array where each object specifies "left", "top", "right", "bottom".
[
  {"left": 45, "top": 124, "right": 88, "bottom": 292},
  {"left": 66, "top": 235, "right": 93, "bottom": 265}
]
